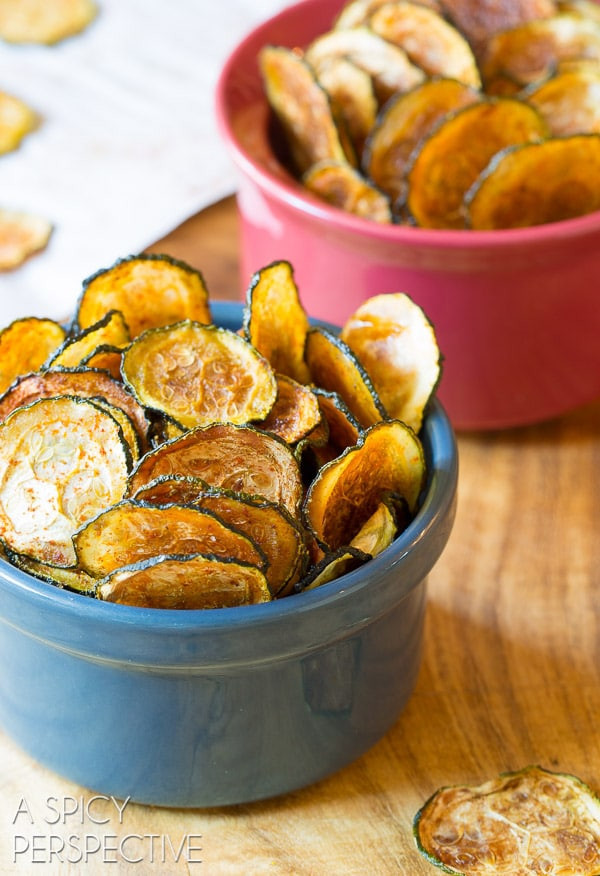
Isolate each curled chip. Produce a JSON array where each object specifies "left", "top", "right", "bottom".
[
  {"left": 259, "top": 45, "right": 352, "bottom": 175},
  {"left": 303, "top": 419, "right": 426, "bottom": 551},
  {"left": 340, "top": 292, "right": 441, "bottom": 433},
  {"left": 466, "top": 133, "right": 600, "bottom": 228},
  {"left": 523, "top": 65, "right": 600, "bottom": 134},
  {"left": 127, "top": 422, "right": 304, "bottom": 518},
  {"left": 0, "top": 0, "right": 97, "bottom": 45},
  {"left": 0, "top": 317, "right": 65, "bottom": 394},
  {"left": 303, "top": 160, "right": 392, "bottom": 222},
  {"left": 257, "top": 374, "right": 322, "bottom": 444},
  {"left": 0, "top": 208, "right": 52, "bottom": 271},
  {"left": 73, "top": 500, "right": 267, "bottom": 578},
  {"left": 315, "top": 58, "right": 378, "bottom": 157},
  {"left": 481, "top": 13, "right": 600, "bottom": 90},
  {"left": 75, "top": 254, "right": 211, "bottom": 339},
  {"left": 0, "top": 91, "right": 37, "bottom": 154},
  {"left": 414, "top": 765, "right": 600, "bottom": 875},
  {"left": 97, "top": 553, "right": 272, "bottom": 609},
  {"left": 121, "top": 320, "right": 277, "bottom": 429},
  {"left": 440, "top": 0, "right": 558, "bottom": 58},
  {"left": 406, "top": 98, "right": 549, "bottom": 228},
  {"left": 47, "top": 310, "right": 130, "bottom": 369},
  {"left": 369, "top": 1, "right": 482, "bottom": 88},
  {"left": 243, "top": 260, "right": 311, "bottom": 385},
  {"left": 0, "top": 396, "right": 131, "bottom": 567},
  {"left": 304, "top": 26, "right": 426, "bottom": 105},
  {"left": 305, "top": 326, "right": 386, "bottom": 429},
  {"left": 363, "top": 78, "right": 481, "bottom": 205}
]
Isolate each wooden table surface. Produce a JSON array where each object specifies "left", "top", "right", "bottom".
[{"left": 1, "top": 196, "right": 599, "bottom": 875}]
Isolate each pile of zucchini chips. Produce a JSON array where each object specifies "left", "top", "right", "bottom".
[
  {"left": 0, "top": 255, "right": 440, "bottom": 609},
  {"left": 261, "top": 0, "right": 600, "bottom": 229}
]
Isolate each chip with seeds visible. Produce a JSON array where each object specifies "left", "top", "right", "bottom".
[{"left": 0, "top": 208, "right": 52, "bottom": 271}]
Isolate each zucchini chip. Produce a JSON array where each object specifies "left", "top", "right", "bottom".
[
  {"left": 0, "top": 367, "right": 150, "bottom": 451},
  {"left": 313, "top": 388, "right": 361, "bottom": 455},
  {"left": 304, "top": 26, "right": 426, "bottom": 106},
  {"left": 303, "top": 419, "right": 426, "bottom": 551},
  {"left": 414, "top": 765, "right": 600, "bottom": 875},
  {"left": 0, "top": 0, "right": 97, "bottom": 45},
  {"left": 97, "top": 553, "right": 271, "bottom": 609},
  {"left": 257, "top": 374, "right": 322, "bottom": 444},
  {"left": 481, "top": 14, "right": 600, "bottom": 90},
  {"left": 73, "top": 500, "right": 267, "bottom": 578},
  {"left": 298, "top": 545, "right": 371, "bottom": 591},
  {"left": 132, "top": 474, "right": 208, "bottom": 506},
  {"left": 79, "top": 344, "right": 124, "bottom": 381},
  {"left": 0, "top": 91, "right": 37, "bottom": 154},
  {"left": 441, "top": 0, "right": 557, "bottom": 59},
  {"left": 315, "top": 58, "right": 378, "bottom": 157},
  {"left": 6, "top": 550, "right": 96, "bottom": 594},
  {"left": 466, "top": 134, "right": 600, "bottom": 228},
  {"left": 121, "top": 320, "right": 277, "bottom": 429},
  {"left": 363, "top": 78, "right": 481, "bottom": 204},
  {"left": 349, "top": 499, "right": 399, "bottom": 556},
  {"left": 340, "top": 292, "right": 441, "bottom": 433},
  {"left": 558, "top": 0, "right": 600, "bottom": 23},
  {"left": 259, "top": 45, "right": 351, "bottom": 175},
  {"left": 0, "top": 317, "right": 65, "bottom": 394},
  {"left": 0, "top": 397, "right": 131, "bottom": 566},
  {"left": 47, "top": 309, "right": 130, "bottom": 370},
  {"left": 75, "top": 254, "right": 211, "bottom": 339},
  {"left": 127, "top": 423, "right": 304, "bottom": 517},
  {"left": 305, "top": 326, "right": 386, "bottom": 429},
  {"left": 369, "top": 1, "right": 482, "bottom": 87},
  {"left": 406, "top": 98, "right": 549, "bottom": 228},
  {"left": 523, "top": 66, "right": 600, "bottom": 134},
  {"left": 303, "top": 160, "right": 393, "bottom": 222},
  {"left": 243, "top": 260, "right": 311, "bottom": 385},
  {"left": 0, "top": 208, "right": 52, "bottom": 271},
  {"left": 334, "top": 0, "right": 443, "bottom": 29}
]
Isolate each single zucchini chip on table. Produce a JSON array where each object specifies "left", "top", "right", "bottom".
[
  {"left": 0, "top": 317, "right": 65, "bottom": 394},
  {"left": 0, "top": 0, "right": 97, "bottom": 45},
  {"left": 0, "top": 396, "right": 131, "bottom": 566},
  {"left": 465, "top": 134, "right": 600, "bottom": 228},
  {"left": 121, "top": 320, "right": 277, "bottom": 429},
  {"left": 47, "top": 309, "right": 130, "bottom": 369},
  {"left": 0, "top": 208, "right": 52, "bottom": 271},
  {"left": 303, "top": 160, "right": 393, "bottom": 222},
  {"left": 0, "top": 90, "right": 38, "bottom": 154},
  {"left": 73, "top": 500, "right": 267, "bottom": 578},
  {"left": 340, "top": 292, "right": 442, "bottom": 434},
  {"left": 97, "top": 553, "right": 271, "bottom": 609},
  {"left": 75, "top": 254, "right": 211, "bottom": 339},
  {"left": 414, "top": 764, "right": 600, "bottom": 875},
  {"left": 243, "top": 260, "right": 311, "bottom": 385}
]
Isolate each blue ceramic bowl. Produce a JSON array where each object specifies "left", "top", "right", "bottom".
[{"left": 0, "top": 301, "right": 457, "bottom": 808}]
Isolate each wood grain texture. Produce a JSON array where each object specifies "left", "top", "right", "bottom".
[{"left": 0, "top": 198, "right": 599, "bottom": 875}]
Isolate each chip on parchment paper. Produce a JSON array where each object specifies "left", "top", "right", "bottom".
[
  {"left": 0, "top": 0, "right": 97, "bottom": 45},
  {"left": 0, "top": 208, "right": 52, "bottom": 271},
  {"left": 0, "top": 91, "right": 37, "bottom": 154},
  {"left": 414, "top": 765, "right": 600, "bottom": 875}
]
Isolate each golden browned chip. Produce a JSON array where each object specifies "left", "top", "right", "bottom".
[
  {"left": 441, "top": 0, "right": 558, "bottom": 58},
  {"left": 75, "top": 254, "right": 212, "bottom": 339},
  {"left": 305, "top": 326, "right": 386, "bottom": 430},
  {"left": 335, "top": 0, "right": 443, "bottom": 28},
  {"left": 256, "top": 374, "right": 322, "bottom": 444},
  {"left": 414, "top": 765, "right": 600, "bottom": 875},
  {"left": 406, "top": 98, "right": 549, "bottom": 228},
  {"left": 0, "top": 208, "right": 52, "bottom": 270},
  {"left": 299, "top": 545, "right": 371, "bottom": 591},
  {"left": 73, "top": 500, "right": 267, "bottom": 578},
  {"left": 523, "top": 66, "right": 600, "bottom": 133},
  {"left": 121, "top": 320, "right": 277, "bottom": 429},
  {"left": 349, "top": 500, "right": 398, "bottom": 555},
  {"left": 243, "top": 260, "right": 311, "bottom": 385},
  {"left": 6, "top": 550, "right": 96, "bottom": 594},
  {"left": 369, "top": 1, "right": 482, "bottom": 87},
  {"left": 363, "top": 78, "right": 481, "bottom": 204},
  {"left": 127, "top": 422, "right": 304, "bottom": 517},
  {"left": 259, "top": 45, "right": 352, "bottom": 175},
  {"left": 131, "top": 474, "right": 208, "bottom": 505},
  {"left": 312, "top": 388, "right": 361, "bottom": 454},
  {"left": 303, "top": 419, "right": 425, "bottom": 550},
  {"left": 0, "top": 396, "right": 131, "bottom": 566},
  {"left": 303, "top": 160, "right": 393, "bottom": 222},
  {"left": 97, "top": 553, "right": 272, "bottom": 609},
  {"left": 304, "top": 26, "right": 426, "bottom": 105},
  {"left": 481, "top": 13, "right": 600, "bottom": 89},
  {"left": 0, "top": 0, "right": 97, "bottom": 44},
  {"left": 315, "top": 57, "right": 378, "bottom": 156},
  {"left": 0, "top": 91, "right": 37, "bottom": 154},
  {"left": 340, "top": 292, "right": 441, "bottom": 433},
  {"left": 79, "top": 344, "right": 123, "bottom": 381},
  {"left": 0, "top": 367, "right": 150, "bottom": 451},
  {"left": 47, "top": 310, "right": 130, "bottom": 369},
  {"left": 0, "top": 316, "right": 65, "bottom": 394},
  {"left": 466, "top": 134, "right": 600, "bottom": 228}
]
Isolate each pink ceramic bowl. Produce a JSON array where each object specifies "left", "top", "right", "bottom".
[{"left": 215, "top": 0, "right": 600, "bottom": 431}]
